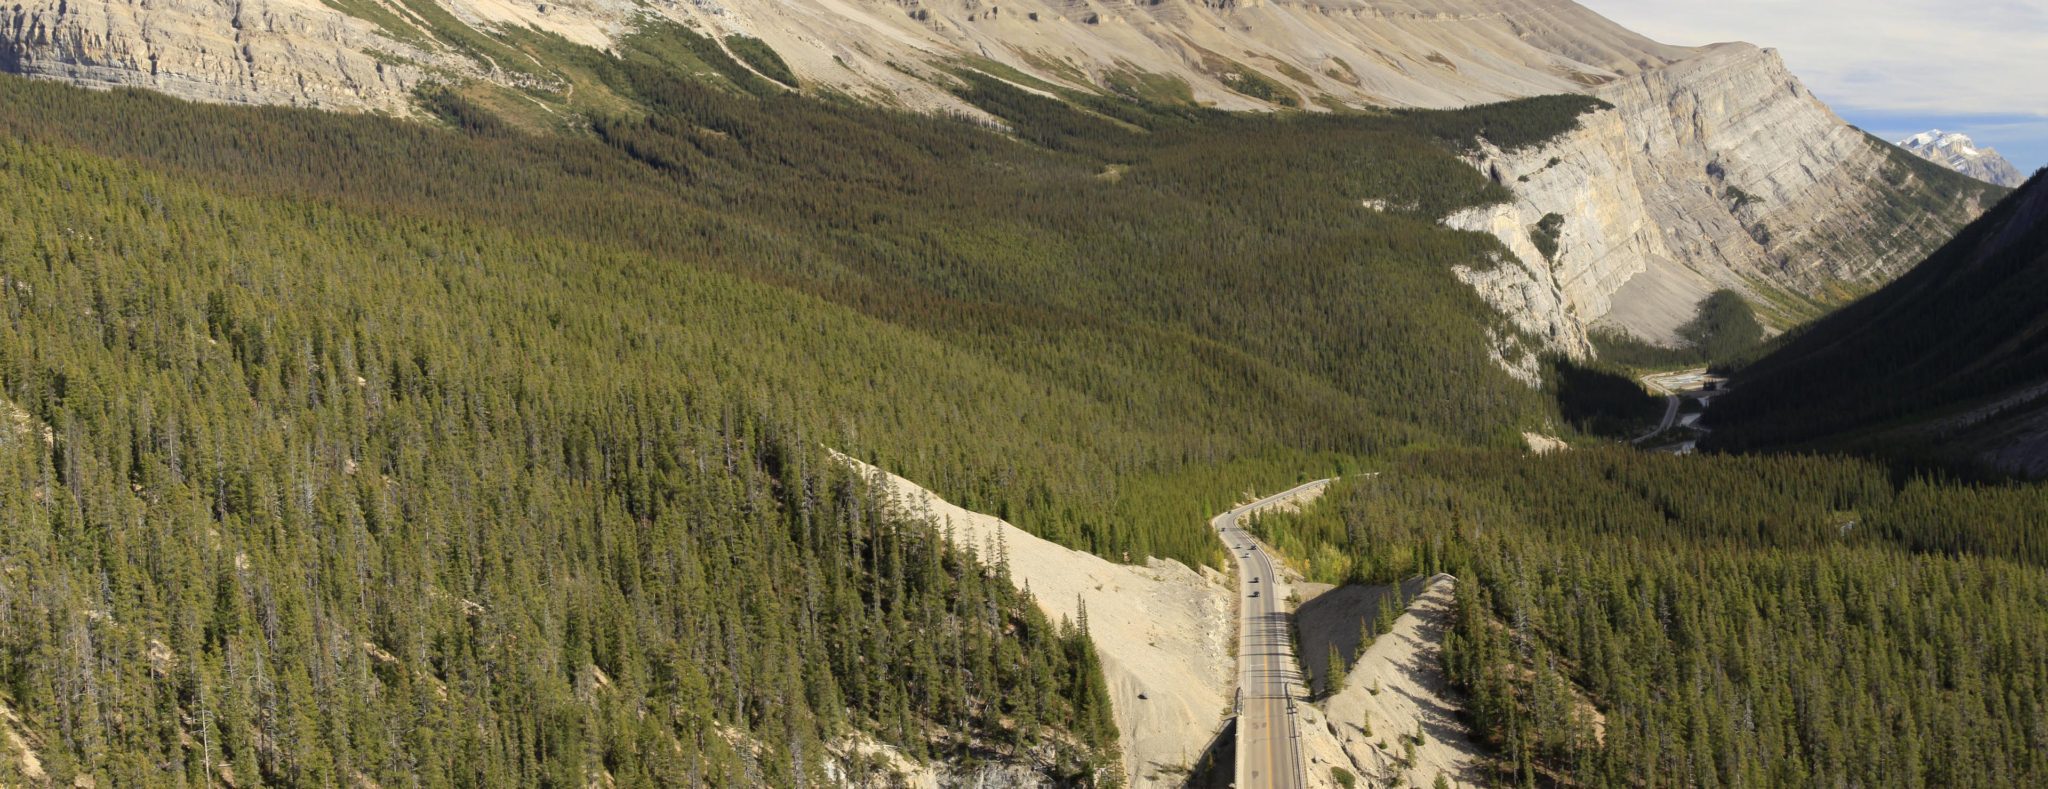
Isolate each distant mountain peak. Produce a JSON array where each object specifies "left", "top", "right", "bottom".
[{"left": 1899, "top": 129, "right": 2026, "bottom": 187}]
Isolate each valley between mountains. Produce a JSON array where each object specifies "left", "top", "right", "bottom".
[{"left": 1, "top": 0, "right": 2045, "bottom": 786}]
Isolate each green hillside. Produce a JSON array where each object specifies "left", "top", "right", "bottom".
[
  {"left": 1233, "top": 157, "right": 2048, "bottom": 788},
  {"left": 1254, "top": 447, "right": 2048, "bottom": 785},
  {"left": 0, "top": 30, "right": 1614, "bottom": 568},
  {"left": 0, "top": 26, "right": 1613, "bottom": 785}
]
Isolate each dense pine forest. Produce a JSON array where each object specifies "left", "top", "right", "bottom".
[
  {"left": 6, "top": 15, "right": 2035, "bottom": 786},
  {"left": 0, "top": 20, "right": 1629, "bottom": 787},
  {"left": 1256, "top": 448, "right": 2048, "bottom": 785},
  {"left": 0, "top": 23, "right": 1615, "bottom": 570},
  {"left": 0, "top": 128, "right": 1134, "bottom": 784}
]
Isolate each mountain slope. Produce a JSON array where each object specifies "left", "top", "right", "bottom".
[
  {"left": 1710, "top": 169, "right": 2048, "bottom": 476},
  {"left": 0, "top": 34, "right": 1600, "bottom": 573},
  {"left": 1445, "top": 44, "right": 2005, "bottom": 353},
  {"left": 0, "top": 60, "right": 1612, "bottom": 783},
  {"left": 1900, "top": 130, "right": 2027, "bottom": 187},
  {"left": 0, "top": 0, "right": 1691, "bottom": 114},
  {"left": 0, "top": 0, "right": 2001, "bottom": 363},
  {"left": 0, "top": 87, "right": 1150, "bottom": 785}
]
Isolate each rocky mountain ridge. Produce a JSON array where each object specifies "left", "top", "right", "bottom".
[
  {"left": 1899, "top": 130, "right": 2026, "bottom": 187},
  {"left": 1446, "top": 44, "right": 2003, "bottom": 355},
  {"left": 1, "top": 0, "right": 1694, "bottom": 114},
  {"left": 0, "top": 0, "right": 439, "bottom": 112},
  {"left": 0, "top": 0, "right": 2002, "bottom": 364}
]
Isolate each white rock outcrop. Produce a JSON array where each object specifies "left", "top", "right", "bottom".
[
  {"left": 1446, "top": 43, "right": 1995, "bottom": 352},
  {"left": 0, "top": 0, "right": 450, "bottom": 112},
  {"left": 836, "top": 452, "right": 1237, "bottom": 787}
]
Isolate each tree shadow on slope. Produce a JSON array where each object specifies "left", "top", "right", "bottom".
[
  {"left": 1181, "top": 716, "right": 1236, "bottom": 789},
  {"left": 1295, "top": 576, "right": 1436, "bottom": 698},
  {"left": 1549, "top": 359, "right": 1665, "bottom": 439}
]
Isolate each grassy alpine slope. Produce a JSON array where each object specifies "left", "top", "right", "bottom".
[{"left": 0, "top": 22, "right": 1620, "bottom": 787}]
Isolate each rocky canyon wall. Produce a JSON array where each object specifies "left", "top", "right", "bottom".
[
  {"left": 1445, "top": 43, "right": 1997, "bottom": 353},
  {"left": 0, "top": 0, "right": 451, "bottom": 112}
]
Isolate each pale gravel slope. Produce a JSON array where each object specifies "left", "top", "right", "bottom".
[
  {"left": 1299, "top": 575, "right": 1485, "bottom": 787},
  {"left": 836, "top": 452, "right": 1236, "bottom": 787},
  {"left": 0, "top": 700, "right": 46, "bottom": 784}
]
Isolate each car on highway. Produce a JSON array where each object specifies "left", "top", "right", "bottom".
[{"left": 1250, "top": 591, "right": 1260, "bottom": 598}]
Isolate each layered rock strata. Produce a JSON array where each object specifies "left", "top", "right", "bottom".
[
  {"left": 0, "top": 0, "right": 446, "bottom": 112},
  {"left": 1447, "top": 43, "right": 1995, "bottom": 352},
  {"left": 2, "top": 0, "right": 1693, "bottom": 114}
]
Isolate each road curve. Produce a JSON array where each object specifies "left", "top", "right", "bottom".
[
  {"left": 1634, "top": 368, "right": 1724, "bottom": 447},
  {"left": 1213, "top": 480, "right": 1328, "bottom": 789},
  {"left": 1631, "top": 391, "right": 1681, "bottom": 445}
]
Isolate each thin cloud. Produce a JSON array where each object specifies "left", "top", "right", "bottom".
[
  {"left": 1580, "top": 0, "right": 2048, "bottom": 116},
  {"left": 1579, "top": 0, "right": 2047, "bottom": 170}
]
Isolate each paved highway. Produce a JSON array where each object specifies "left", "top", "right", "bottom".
[
  {"left": 1634, "top": 367, "right": 1726, "bottom": 447},
  {"left": 1213, "top": 480, "right": 1328, "bottom": 789},
  {"left": 1632, "top": 390, "right": 1681, "bottom": 445}
]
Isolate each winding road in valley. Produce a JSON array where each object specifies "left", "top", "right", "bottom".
[
  {"left": 1633, "top": 391, "right": 1681, "bottom": 444},
  {"left": 1634, "top": 368, "right": 1726, "bottom": 451},
  {"left": 1213, "top": 480, "right": 1329, "bottom": 789}
]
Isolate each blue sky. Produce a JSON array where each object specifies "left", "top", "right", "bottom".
[{"left": 1581, "top": 0, "right": 2047, "bottom": 173}]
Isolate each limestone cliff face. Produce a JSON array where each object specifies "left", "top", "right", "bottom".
[
  {"left": 1, "top": 0, "right": 1695, "bottom": 115},
  {"left": 0, "top": 0, "right": 452, "bottom": 112},
  {"left": 1446, "top": 43, "right": 1997, "bottom": 352}
]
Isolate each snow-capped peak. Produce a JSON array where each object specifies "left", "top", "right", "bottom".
[
  {"left": 1896, "top": 129, "right": 2024, "bottom": 187},
  {"left": 1901, "top": 129, "right": 1975, "bottom": 149}
]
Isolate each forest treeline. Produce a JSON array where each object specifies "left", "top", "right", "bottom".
[
  {"left": 1257, "top": 447, "right": 2048, "bottom": 785},
  {"left": 1589, "top": 288, "right": 1766, "bottom": 371},
  {"left": 0, "top": 23, "right": 1614, "bottom": 568},
  {"left": 0, "top": 21, "right": 1619, "bottom": 787},
  {"left": 0, "top": 131, "right": 1130, "bottom": 785}
]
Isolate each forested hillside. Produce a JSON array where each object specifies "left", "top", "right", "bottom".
[
  {"left": 0, "top": 23, "right": 1614, "bottom": 568},
  {"left": 0, "top": 121, "right": 1142, "bottom": 785},
  {"left": 1711, "top": 170, "right": 2048, "bottom": 476},
  {"left": 1256, "top": 448, "right": 2048, "bottom": 785},
  {"left": 0, "top": 22, "right": 1619, "bottom": 786}
]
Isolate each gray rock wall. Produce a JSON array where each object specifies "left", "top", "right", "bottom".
[{"left": 1446, "top": 43, "right": 1993, "bottom": 355}]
